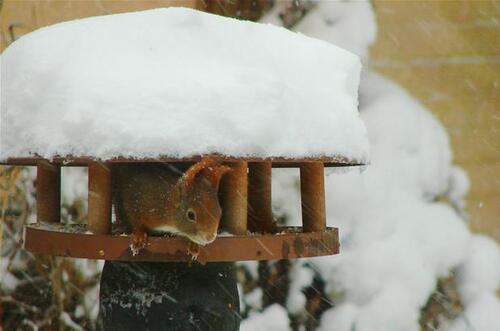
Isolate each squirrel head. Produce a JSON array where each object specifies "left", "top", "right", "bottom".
[{"left": 167, "top": 159, "right": 231, "bottom": 245}]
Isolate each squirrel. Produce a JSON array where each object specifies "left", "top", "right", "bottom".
[{"left": 112, "top": 158, "right": 231, "bottom": 255}]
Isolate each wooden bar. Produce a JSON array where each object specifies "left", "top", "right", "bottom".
[
  {"left": 88, "top": 161, "right": 112, "bottom": 234},
  {"left": 36, "top": 161, "right": 61, "bottom": 223},
  {"left": 220, "top": 162, "right": 248, "bottom": 235},
  {"left": 24, "top": 224, "right": 340, "bottom": 262},
  {"left": 300, "top": 162, "right": 326, "bottom": 232},
  {"left": 248, "top": 162, "right": 275, "bottom": 233},
  {"left": 2, "top": 156, "right": 362, "bottom": 168}
]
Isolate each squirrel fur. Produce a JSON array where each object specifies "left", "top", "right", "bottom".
[{"left": 113, "top": 158, "right": 231, "bottom": 251}]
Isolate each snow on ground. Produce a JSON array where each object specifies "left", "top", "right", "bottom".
[{"left": 0, "top": 7, "right": 368, "bottom": 162}]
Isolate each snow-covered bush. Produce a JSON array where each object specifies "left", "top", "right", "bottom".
[{"left": 241, "top": 1, "right": 500, "bottom": 331}]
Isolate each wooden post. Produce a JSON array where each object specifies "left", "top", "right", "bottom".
[
  {"left": 248, "top": 161, "right": 275, "bottom": 233},
  {"left": 300, "top": 162, "right": 326, "bottom": 232},
  {"left": 36, "top": 160, "right": 61, "bottom": 223},
  {"left": 88, "top": 161, "right": 112, "bottom": 234},
  {"left": 220, "top": 161, "right": 248, "bottom": 235}
]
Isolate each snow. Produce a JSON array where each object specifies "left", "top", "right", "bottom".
[
  {"left": 262, "top": 0, "right": 376, "bottom": 60},
  {"left": 0, "top": 7, "right": 368, "bottom": 162},
  {"left": 318, "top": 303, "right": 359, "bottom": 331},
  {"left": 61, "top": 167, "right": 88, "bottom": 205},
  {"left": 237, "top": 261, "right": 259, "bottom": 280},
  {"left": 272, "top": 70, "right": 475, "bottom": 331},
  {"left": 286, "top": 261, "right": 314, "bottom": 315},
  {"left": 244, "top": 288, "right": 263, "bottom": 311},
  {"left": 240, "top": 304, "right": 289, "bottom": 331},
  {"left": 0, "top": 258, "right": 19, "bottom": 292},
  {"left": 1, "top": 3, "right": 497, "bottom": 330},
  {"left": 294, "top": 1, "right": 377, "bottom": 60},
  {"left": 441, "top": 234, "right": 500, "bottom": 331},
  {"left": 60, "top": 312, "right": 84, "bottom": 331},
  {"left": 441, "top": 293, "right": 500, "bottom": 331},
  {"left": 455, "top": 235, "right": 500, "bottom": 303},
  {"left": 446, "top": 166, "right": 470, "bottom": 218},
  {"left": 263, "top": 1, "right": 500, "bottom": 330}
]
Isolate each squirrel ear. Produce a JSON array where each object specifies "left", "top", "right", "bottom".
[
  {"left": 202, "top": 164, "right": 232, "bottom": 190},
  {"left": 182, "top": 157, "right": 219, "bottom": 189}
]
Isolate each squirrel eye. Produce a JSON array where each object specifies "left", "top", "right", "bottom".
[{"left": 186, "top": 209, "right": 197, "bottom": 222}]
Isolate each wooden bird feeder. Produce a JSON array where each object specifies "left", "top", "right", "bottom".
[{"left": 4, "top": 155, "right": 362, "bottom": 263}]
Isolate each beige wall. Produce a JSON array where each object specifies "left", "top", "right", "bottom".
[
  {"left": 370, "top": 1, "right": 499, "bottom": 242},
  {"left": 1, "top": 1, "right": 498, "bottom": 241},
  {"left": 0, "top": 0, "right": 198, "bottom": 50}
]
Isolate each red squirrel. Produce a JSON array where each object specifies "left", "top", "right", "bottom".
[{"left": 113, "top": 158, "right": 231, "bottom": 254}]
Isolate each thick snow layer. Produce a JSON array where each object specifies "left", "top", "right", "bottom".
[{"left": 0, "top": 7, "right": 368, "bottom": 162}]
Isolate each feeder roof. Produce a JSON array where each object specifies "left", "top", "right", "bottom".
[{"left": 0, "top": 7, "right": 369, "bottom": 163}]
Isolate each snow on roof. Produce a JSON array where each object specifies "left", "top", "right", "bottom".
[{"left": 0, "top": 7, "right": 369, "bottom": 162}]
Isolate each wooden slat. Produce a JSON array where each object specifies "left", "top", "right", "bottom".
[
  {"left": 36, "top": 160, "right": 60, "bottom": 223},
  {"left": 248, "top": 161, "right": 276, "bottom": 233},
  {"left": 300, "top": 162, "right": 326, "bottom": 232},
  {"left": 220, "top": 161, "right": 248, "bottom": 235},
  {"left": 88, "top": 161, "right": 112, "bottom": 234}
]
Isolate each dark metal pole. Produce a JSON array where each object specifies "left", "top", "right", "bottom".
[{"left": 99, "top": 261, "right": 241, "bottom": 331}]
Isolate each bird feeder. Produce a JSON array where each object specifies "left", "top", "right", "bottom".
[
  {"left": 0, "top": 8, "right": 368, "bottom": 263},
  {"left": 5, "top": 155, "right": 360, "bottom": 263},
  {"left": 0, "top": 8, "right": 369, "bottom": 329}
]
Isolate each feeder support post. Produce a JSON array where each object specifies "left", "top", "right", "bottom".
[
  {"left": 300, "top": 162, "right": 326, "bottom": 232},
  {"left": 36, "top": 160, "right": 61, "bottom": 223},
  {"left": 88, "top": 161, "right": 112, "bottom": 234}
]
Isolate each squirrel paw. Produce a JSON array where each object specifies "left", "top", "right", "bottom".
[
  {"left": 130, "top": 230, "right": 148, "bottom": 256},
  {"left": 187, "top": 242, "right": 200, "bottom": 261}
]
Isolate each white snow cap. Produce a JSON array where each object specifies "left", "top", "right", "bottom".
[{"left": 0, "top": 7, "right": 368, "bottom": 162}]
